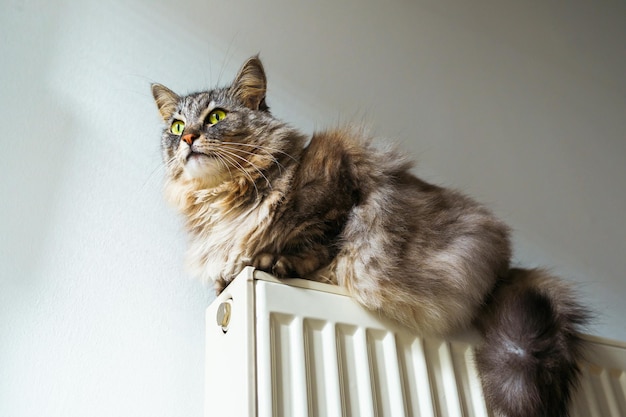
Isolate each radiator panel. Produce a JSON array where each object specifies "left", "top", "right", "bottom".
[
  {"left": 255, "top": 277, "right": 491, "bottom": 417},
  {"left": 206, "top": 268, "right": 626, "bottom": 417}
]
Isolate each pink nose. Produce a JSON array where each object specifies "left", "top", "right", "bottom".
[{"left": 182, "top": 133, "right": 198, "bottom": 145}]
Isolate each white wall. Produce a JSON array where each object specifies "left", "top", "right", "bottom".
[{"left": 1, "top": 1, "right": 624, "bottom": 416}]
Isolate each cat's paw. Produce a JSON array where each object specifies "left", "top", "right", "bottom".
[{"left": 253, "top": 253, "right": 294, "bottom": 278}]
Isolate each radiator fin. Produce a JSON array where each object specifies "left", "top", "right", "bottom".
[
  {"left": 269, "top": 313, "right": 297, "bottom": 417},
  {"left": 267, "top": 312, "right": 492, "bottom": 417},
  {"left": 303, "top": 319, "right": 342, "bottom": 417},
  {"left": 571, "top": 363, "right": 626, "bottom": 417}
]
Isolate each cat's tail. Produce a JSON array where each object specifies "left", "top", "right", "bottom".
[{"left": 474, "top": 268, "right": 590, "bottom": 417}]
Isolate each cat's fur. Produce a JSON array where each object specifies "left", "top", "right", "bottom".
[{"left": 152, "top": 56, "right": 589, "bottom": 417}]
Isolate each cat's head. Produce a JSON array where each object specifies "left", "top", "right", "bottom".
[{"left": 151, "top": 56, "right": 302, "bottom": 198}]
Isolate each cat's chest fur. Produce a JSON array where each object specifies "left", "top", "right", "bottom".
[{"left": 182, "top": 185, "right": 280, "bottom": 285}]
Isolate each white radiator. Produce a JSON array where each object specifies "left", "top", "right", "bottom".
[{"left": 204, "top": 267, "right": 626, "bottom": 417}]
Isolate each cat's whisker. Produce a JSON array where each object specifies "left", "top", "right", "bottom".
[
  {"left": 218, "top": 148, "right": 273, "bottom": 191},
  {"left": 221, "top": 144, "right": 279, "bottom": 163},
  {"left": 222, "top": 150, "right": 271, "bottom": 191},
  {"left": 221, "top": 141, "right": 298, "bottom": 176},
  {"left": 217, "top": 151, "right": 261, "bottom": 197},
  {"left": 213, "top": 153, "right": 235, "bottom": 182},
  {"left": 220, "top": 144, "right": 286, "bottom": 174},
  {"left": 163, "top": 155, "right": 180, "bottom": 176},
  {"left": 139, "top": 160, "right": 166, "bottom": 193},
  {"left": 223, "top": 141, "right": 298, "bottom": 163}
]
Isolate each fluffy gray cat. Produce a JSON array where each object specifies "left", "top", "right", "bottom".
[{"left": 152, "top": 56, "right": 588, "bottom": 417}]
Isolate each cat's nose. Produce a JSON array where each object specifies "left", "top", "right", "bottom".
[{"left": 181, "top": 133, "right": 199, "bottom": 145}]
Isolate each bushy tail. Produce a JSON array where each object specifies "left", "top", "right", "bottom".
[{"left": 475, "top": 268, "right": 590, "bottom": 417}]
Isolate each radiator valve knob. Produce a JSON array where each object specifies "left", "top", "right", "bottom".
[{"left": 216, "top": 300, "right": 232, "bottom": 332}]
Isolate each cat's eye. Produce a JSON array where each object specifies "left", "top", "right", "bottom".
[
  {"left": 207, "top": 109, "right": 227, "bottom": 125},
  {"left": 170, "top": 120, "right": 185, "bottom": 135}
]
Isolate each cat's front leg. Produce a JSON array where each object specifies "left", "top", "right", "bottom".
[{"left": 252, "top": 251, "right": 326, "bottom": 278}]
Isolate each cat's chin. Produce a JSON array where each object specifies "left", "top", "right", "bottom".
[{"left": 183, "top": 153, "right": 229, "bottom": 187}]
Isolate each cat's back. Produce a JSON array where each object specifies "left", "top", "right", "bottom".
[
  {"left": 302, "top": 127, "right": 512, "bottom": 334},
  {"left": 299, "top": 126, "right": 415, "bottom": 192}
]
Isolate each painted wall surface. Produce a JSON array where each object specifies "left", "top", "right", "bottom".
[{"left": 1, "top": 1, "right": 624, "bottom": 416}]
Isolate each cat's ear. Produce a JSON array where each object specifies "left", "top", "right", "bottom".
[
  {"left": 151, "top": 83, "right": 180, "bottom": 121},
  {"left": 230, "top": 56, "right": 268, "bottom": 111}
]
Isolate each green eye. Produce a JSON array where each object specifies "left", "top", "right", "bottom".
[
  {"left": 208, "top": 109, "right": 227, "bottom": 125},
  {"left": 170, "top": 120, "right": 185, "bottom": 135}
]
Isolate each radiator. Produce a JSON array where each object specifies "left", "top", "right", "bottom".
[{"left": 204, "top": 267, "right": 626, "bottom": 417}]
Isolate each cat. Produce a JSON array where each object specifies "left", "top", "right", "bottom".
[{"left": 152, "top": 56, "right": 589, "bottom": 417}]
